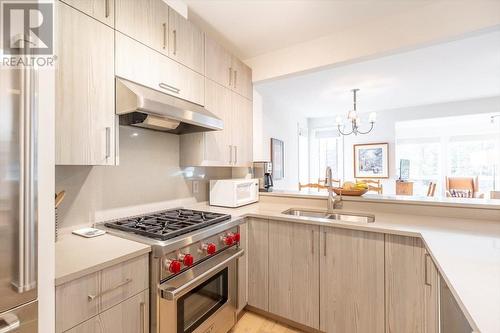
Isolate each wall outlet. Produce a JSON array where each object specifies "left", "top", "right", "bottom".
[{"left": 192, "top": 180, "right": 199, "bottom": 194}]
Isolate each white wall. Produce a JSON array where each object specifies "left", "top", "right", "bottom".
[
  {"left": 308, "top": 96, "right": 500, "bottom": 194},
  {"left": 245, "top": 1, "right": 500, "bottom": 82},
  {"left": 261, "top": 98, "right": 307, "bottom": 190}
]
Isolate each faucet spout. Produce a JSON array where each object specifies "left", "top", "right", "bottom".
[{"left": 325, "top": 167, "right": 342, "bottom": 212}]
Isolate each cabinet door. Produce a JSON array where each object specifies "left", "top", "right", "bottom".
[
  {"left": 64, "top": 316, "right": 102, "bottom": 333},
  {"left": 168, "top": 8, "right": 204, "bottom": 74},
  {"left": 268, "top": 220, "right": 320, "bottom": 329},
  {"left": 61, "top": 0, "right": 114, "bottom": 27},
  {"left": 115, "top": 0, "right": 169, "bottom": 55},
  {"left": 231, "top": 93, "right": 253, "bottom": 167},
  {"left": 204, "top": 79, "right": 232, "bottom": 165},
  {"left": 100, "top": 255, "right": 149, "bottom": 312},
  {"left": 55, "top": 272, "right": 100, "bottom": 332},
  {"left": 425, "top": 251, "right": 440, "bottom": 333},
  {"left": 205, "top": 34, "right": 232, "bottom": 88},
  {"left": 247, "top": 218, "right": 269, "bottom": 311},
  {"left": 385, "top": 234, "right": 427, "bottom": 333},
  {"left": 56, "top": 2, "right": 116, "bottom": 165},
  {"left": 100, "top": 290, "right": 149, "bottom": 333},
  {"left": 237, "top": 222, "right": 248, "bottom": 313},
  {"left": 320, "top": 227, "right": 384, "bottom": 333},
  {"left": 231, "top": 57, "right": 253, "bottom": 100},
  {"left": 115, "top": 32, "right": 204, "bottom": 106}
]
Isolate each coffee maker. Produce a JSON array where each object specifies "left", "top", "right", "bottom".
[{"left": 253, "top": 161, "right": 273, "bottom": 192}]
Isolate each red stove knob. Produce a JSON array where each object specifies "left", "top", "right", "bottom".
[
  {"left": 233, "top": 233, "right": 241, "bottom": 243},
  {"left": 202, "top": 243, "right": 217, "bottom": 255},
  {"left": 164, "top": 259, "right": 181, "bottom": 274},
  {"left": 221, "top": 234, "right": 234, "bottom": 246},
  {"left": 181, "top": 253, "right": 194, "bottom": 266}
]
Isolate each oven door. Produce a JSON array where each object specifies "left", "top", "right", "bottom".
[{"left": 158, "top": 247, "right": 243, "bottom": 333}]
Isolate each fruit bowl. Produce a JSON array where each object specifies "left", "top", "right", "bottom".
[{"left": 332, "top": 188, "right": 368, "bottom": 196}]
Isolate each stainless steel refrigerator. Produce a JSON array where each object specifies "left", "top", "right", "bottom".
[{"left": 0, "top": 61, "right": 38, "bottom": 330}]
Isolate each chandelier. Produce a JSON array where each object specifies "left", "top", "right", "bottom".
[{"left": 336, "top": 89, "right": 376, "bottom": 136}]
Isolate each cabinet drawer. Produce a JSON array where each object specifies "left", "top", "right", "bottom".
[
  {"left": 100, "top": 290, "right": 149, "bottom": 333},
  {"left": 64, "top": 316, "right": 101, "bottom": 333},
  {"left": 56, "top": 272, "right": 99, "bottom": 333},
  {"left": 116, "top": 32, "right": 204, "bottom": 106},
  {"left": 100, "top": 254, "right": 149, "bottom": 311}
]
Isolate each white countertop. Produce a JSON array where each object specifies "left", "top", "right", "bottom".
[
  {"left": 55, "top": 233, "right": 151, "bottom": 286},
  {"left": 185, "top": 200, "right": 500, "bottom": 333},
  {"left": 261, "top": 189, "right": 500, "bottom": 210}
]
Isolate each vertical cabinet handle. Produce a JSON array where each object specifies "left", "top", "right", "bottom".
[
  {"left": 140, "top": 301, "right": 146, "bottom": 333},
  {"left": 311, "top": 230, "right": 314, "bottom": 255},
  {"left": 105, "top": 127, "right": 111, "bottom": 159},
  {"left": 162, "top": 23, "right": 167, "bottom": 50},
  {"left": 234, "top": 70, "right": 238, "bottom": 89},
  {"left": 105, "top": 0, "right": 109, "bottom": 18},
  {"left": 228, "top": 67, "right": 232, "bottom": 87},
  {"left": 323, "top": 231, "right": 327, "bottom": 256},
  {"left": 173, "top": 30, "right": 177, "bottom": 55},
  {"left": 424, "top": 253, "right": 432, "bottom": 286},
  {"left": 234, "top": 146, "right": 238, "bottom": 165},
  {"left": 229, "top": 145, "right": 233, "bottom": 165}
]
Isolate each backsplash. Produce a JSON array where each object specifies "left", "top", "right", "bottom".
[{"left": 55, "top": 126, "right": 233, "bottom": 228}]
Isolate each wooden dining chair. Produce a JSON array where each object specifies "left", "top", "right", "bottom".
[
  {"left": 426, "top": 182, "right": 437, "bottom": 197},
  {"left": 298, "top": 182, "right": 327, "bottom": 191},
  {"left": 445, "top": 176, "right": 484, "bottom": 198},
  {"left": 356, "top": 179, "right": 383, "bottom": 194}
]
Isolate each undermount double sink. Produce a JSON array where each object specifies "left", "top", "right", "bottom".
[{"left": 282, "top": 208, "right": 375, "bottom": 223}]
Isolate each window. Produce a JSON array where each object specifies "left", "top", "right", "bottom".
[
  {"left": 396, "top": 114, "right": 500, "bottom": 197},
  {"left": 309, "top": 128, "right": 340, "bottom": 185}
]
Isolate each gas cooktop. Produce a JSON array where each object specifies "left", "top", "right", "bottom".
[{"left": 104, "top": 209, "right": 231, "bottom": 241}]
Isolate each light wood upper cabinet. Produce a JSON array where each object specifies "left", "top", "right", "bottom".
[
  {"left": 268, "top": 220, "right": 320, "bottom": 329},
  {"left": 168, "top": 8, "right": 204, "bottom": 74},
  {"left": 231, "top": 57, "right": 253, "bottom": 100},
  {"left": 56, "top": 2, "right": 116, "bottom": 166},
  {"left": 205, "top": 34, "right": 253, "bottom": 100},
  {"left": 61, "top": 0, "right": 114, "bottom": 27},
  {"left": 100, "top": 290, "right": 149, "bottom": 333},
  {"left": 115, "top": 0, "right": 169, "bottom": 55},
  {"left": 179, "top": 80, "right": 252, "bottom": 167},
  {"left": 115, "top": 32, "right": 204, "bottom": 106},
  {"left": 385, "top": 234, "right": 439, "bottom": 333},
  {"left": 205, "top": 34, "right": 232, "bottom": 89},
  {"left": 247, "top": 218, "right": 269, "bottom": 311},
  {"left": 320, "top": 227, "right": 384, "bottom": 333}
]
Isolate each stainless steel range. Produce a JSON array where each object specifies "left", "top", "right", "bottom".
[{"left": 99, "top": 208, "right": 243, "bottom": 333}]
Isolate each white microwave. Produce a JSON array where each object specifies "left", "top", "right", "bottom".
[{"left": 209, "top": 179, "right": 259, "bottom": 207}]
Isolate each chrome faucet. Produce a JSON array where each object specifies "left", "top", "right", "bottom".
[{"left": 325, "top": 167, "right": 342, "bottom": 212}]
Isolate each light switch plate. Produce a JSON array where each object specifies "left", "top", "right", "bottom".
[{"left": 192, "top": 180, "right": 199, "bottom": 194}]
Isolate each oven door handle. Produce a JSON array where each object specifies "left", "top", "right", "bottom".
[{"left": 159, "top": 248, "right": 244, "bottom": 301}]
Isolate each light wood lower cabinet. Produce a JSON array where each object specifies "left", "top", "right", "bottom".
[
  {"left": 56, "top": 254, "right": 149, "bottom": 333},
  {"left": 64, "top": 316, "right": 101, "bottom": 333},
  {"left": 385, "top": 234, "right": 439, "bottom": 333},
  {"left": 247, "top": 218, "right": 269, "bottom": 311},
  {"left": 268, "top": 220, "right": 319, "bottom": 329},
  {"left": 56, "top": 2, "right": 116, "bottom": 165},
  {"left": 320, "top": 227, "right": 385, "bottom": 333},
  {"left": 100, "top": 290, "right": 149, "bottom": 333},
  {"left": 237, "top": 222, "right": 248, "bottom": 313}
]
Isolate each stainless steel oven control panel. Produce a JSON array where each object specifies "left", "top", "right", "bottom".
[{"left": 160, "top": 226, "right": 240, "bottom": 281}]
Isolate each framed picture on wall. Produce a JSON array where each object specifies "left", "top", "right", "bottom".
[
  {"left": 271, "top": 138, "right": 284, "bottom": 180},
  {"left": 354, "top": 142, "right": 389, "bottom": 178}
]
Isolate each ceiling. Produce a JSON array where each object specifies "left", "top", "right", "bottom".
[
  {"left": 255, "top": 30, "right": 500, "bottom": 118},
  {"left": 185, "top": 0, "right": 433, "bottom": 59}
]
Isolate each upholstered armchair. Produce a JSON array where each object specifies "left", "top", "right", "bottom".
[{"left": 445, "top": 176, "right": 484, "bottom": 198}]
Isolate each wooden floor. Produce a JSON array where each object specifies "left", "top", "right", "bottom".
[{"left": 231, "top": 311, "right": 304, "bottom": 333}]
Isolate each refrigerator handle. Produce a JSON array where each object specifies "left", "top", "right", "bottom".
[
  {"left": 0, "top": 313, "right": 20, "bottom": 333},
  {"left": 14, "top": 63, "right": 38, "bottom": 293}
]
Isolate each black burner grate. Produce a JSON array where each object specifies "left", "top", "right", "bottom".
[{"left": 104, "top": 209, "right": 231, "bottom": 241}]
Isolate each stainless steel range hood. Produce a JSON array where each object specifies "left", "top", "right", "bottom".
[{"left": 116, "top": 78, "right": 223, "bottom": 134}]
